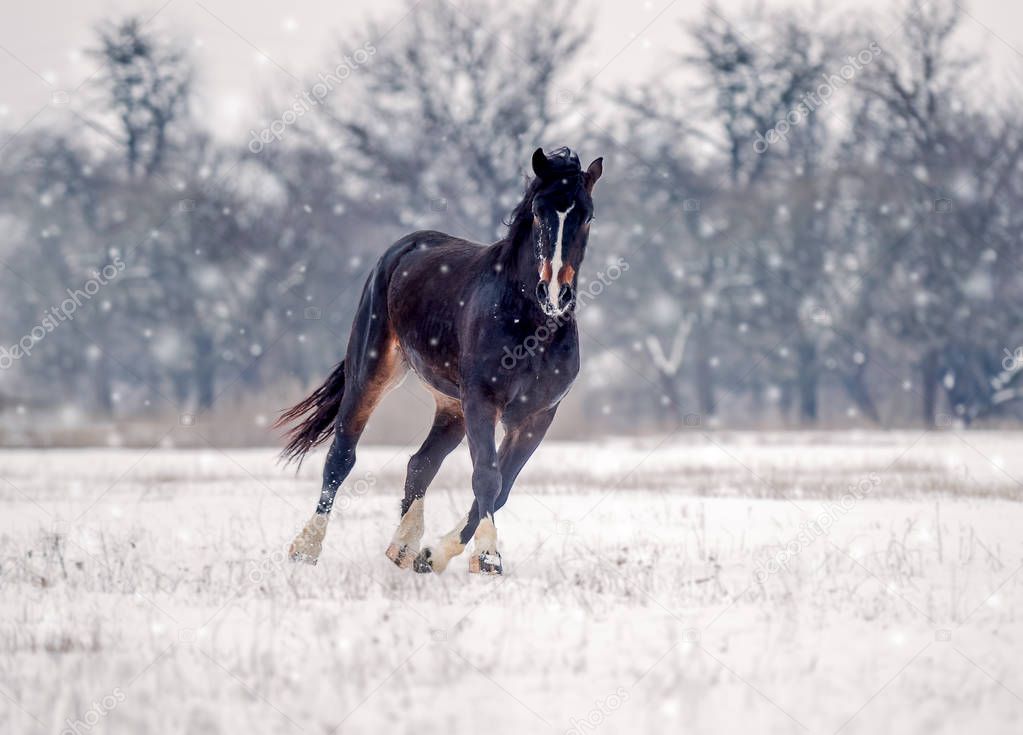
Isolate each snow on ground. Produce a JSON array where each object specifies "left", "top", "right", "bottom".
[{"left": 1, "top": 431, "right": 1022, "bottom": 734}]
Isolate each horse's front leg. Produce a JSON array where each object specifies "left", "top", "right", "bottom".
[
  {"left": 464, "top": 394, "right": 504, "bottom": 574},
  {"left": 457, "top": 407, "right": 558, "bottom": 573},
  {"left": 413, "top": 391, "right": 500, "bottom": 574},
  {"left": 493, "top": 407, "right": 558, "bottom": 513}
]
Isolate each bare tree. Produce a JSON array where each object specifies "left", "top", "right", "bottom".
[
  {"left": 310, "top": 0, "right": 587, "bottom": 241},
  {"left": 88, "top": 16, "right": 193, "bottom": 178},
  {"left": 857, "top": 0, "right": 1023, "bottom": 424},
  {"left": 615, "top": 5, "right": 842, "bottom": 423}
]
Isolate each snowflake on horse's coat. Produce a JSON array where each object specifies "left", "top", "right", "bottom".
[{"left": 277, "top": 147, "right": 603, "bottom": 574}]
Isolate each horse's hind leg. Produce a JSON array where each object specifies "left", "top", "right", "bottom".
[
  {"left": 386, "top": 393, "right": 464, "bottom": 568},
  {"left": 289, "top": 334, "right": 405, "bottom": 564}
]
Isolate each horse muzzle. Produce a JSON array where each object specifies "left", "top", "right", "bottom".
[{"left": 536, "top": 281, "right": 575, "bottom": 318}]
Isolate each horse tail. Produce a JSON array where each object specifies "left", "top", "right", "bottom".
[
  {"left": 276, "top": 236, "right": 421, "bottom": 467},
  {"left": 275, "top": 360, "right": 347, "bottom": 466}
]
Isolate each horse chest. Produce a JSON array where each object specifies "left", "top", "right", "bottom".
[{"left": 498, "top": 331, "right": 579, "bottom": 415}]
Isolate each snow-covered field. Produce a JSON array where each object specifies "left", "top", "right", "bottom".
[{"left": 2, "top": 431, "right": 1022, "bottom": 734}]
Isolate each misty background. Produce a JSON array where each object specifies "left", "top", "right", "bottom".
[{"left": 1, "top": 0, "right": 1022, "bottom": 447}]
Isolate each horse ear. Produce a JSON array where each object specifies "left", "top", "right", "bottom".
[
  {"left": 532, "top": 147, "right": 552, "bottom": 180},
  {"left": 584, "top": 157, "right": 604, "bottom": 193}
]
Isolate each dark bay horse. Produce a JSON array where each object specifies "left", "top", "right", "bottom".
[{"left": 277, "top": 147, "right": 603, "bottom": 574}]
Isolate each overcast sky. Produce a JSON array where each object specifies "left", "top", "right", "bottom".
[{"left": 2, "top": 0, "right": 1022, "bottom": 144}]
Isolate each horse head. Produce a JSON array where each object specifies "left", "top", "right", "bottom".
[{"left": 529, "top": 147, "right": 603, "bottom": 318}]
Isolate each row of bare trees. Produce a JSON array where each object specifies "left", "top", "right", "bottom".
[
  {"left": 606, "top": 0, "right": 1023, "bottom": 427},
  {"left": 0, "top": 0, "right": 1020, "bottom": 433}
]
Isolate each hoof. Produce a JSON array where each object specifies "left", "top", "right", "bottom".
[
  {"left": 468, "top": 551, "right": 502, "bottom": 575},
  {"left": 289, "top": 514, "right": 327, "bottom": 565},
  {"left": 290, "top": 550, "right": 319, "bottom": 566},
  {"left": 385, "top": 543, "right": 416, "bottom": 569},
  {"left": 289, "top": 539, "right": 322, "bottom": 565},
  {"left": 412, "top": 548, "right": 435, "bottom": 574}
]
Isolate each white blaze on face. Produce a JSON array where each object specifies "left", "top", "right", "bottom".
[{"left": 544, "top": 203, "right": 574, "bottom": 313}]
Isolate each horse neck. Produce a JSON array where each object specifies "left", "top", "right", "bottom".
[{"left": 498, "top": 224, "right": 540, "bottom": 291}]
